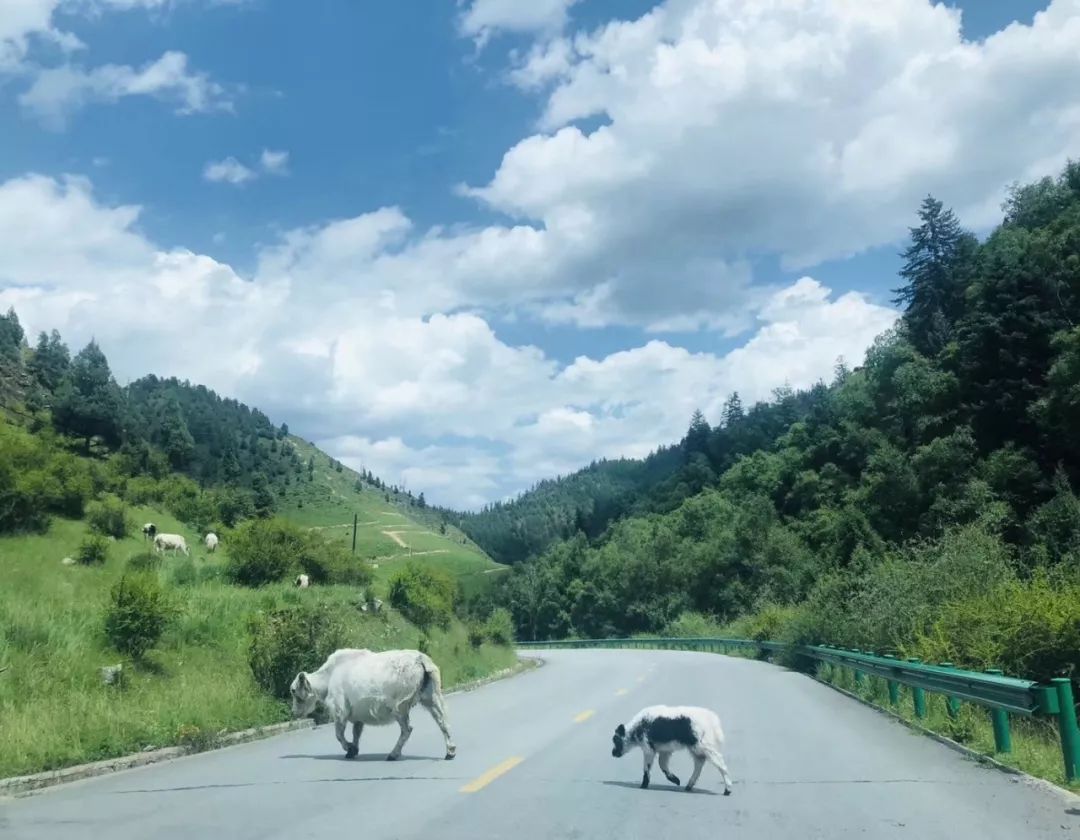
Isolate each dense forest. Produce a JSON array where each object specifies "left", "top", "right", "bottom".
[
  {"left": 476, "top": 163, "right": 1080, "bottom": 684},
  {"left": 0, "top": 320, "right": 415, "bottom": 535}
]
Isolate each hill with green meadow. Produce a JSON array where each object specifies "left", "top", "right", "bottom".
[{"left": 0, "top": 320, "right": 513, "bottom": 780}]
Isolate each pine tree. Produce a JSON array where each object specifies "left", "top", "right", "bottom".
[
  {"left": 52, "top": 340, "right": 125, "bottom": 451},
  {"left": 893, "top": 196, "right": 974, "bottom": 355},
  {"left": 683, "top": 409, "right": 711, "bottom": 461},
  {"left": 0, "top": 308, "right": 25, "bottom": 361},
  {"left": 158, "top": 397, "right": 195, "bottom": 469},
  {"left": 721, "top": 392, "right": 744, "bottom": 428}
]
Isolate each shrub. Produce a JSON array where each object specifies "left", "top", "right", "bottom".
[
  {"left": 662, "top": 611, "right": 725, "bottom": 638},
  {"left": 467, "top": 622, "right": 486, "bottom": 649},
  {"left": 168, "top": 557, "right": 198, "bottom": 586},
  {"left": 227, "top": 518, "right": 303, "bottom": 586},
  {"left": 126, "top": 551, "right": 161, "bottom": 572},
  {"left": 104, "top": 573, "right": 173, "bottom": 659},
  {"left": 86, "top": 495, "right": 130, "bottom": 539},
  {"left": 484, "top": 608, "right": 515, "bottom": 646},
  {"left": 77, "top": 534, "right": 109, "bottom": 565},
  {"left": 247, "top": 603, "right": 349, "bottom": 700},
  {"left": 387, "top": 563, "right": 456, "bottom": 630},
  {"left": 296, "top": 534, "right": 373, "bottom": 587}
]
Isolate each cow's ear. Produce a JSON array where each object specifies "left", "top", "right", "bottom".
[{"left": 615, "top": 724, "right": 626, "bottom": 737}]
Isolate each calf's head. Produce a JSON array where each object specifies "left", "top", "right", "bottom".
[
  {"left": 612, "top": 723, "right": 629, "bottom": 758},
  {"left": 289, "top": 672, "right": 317, "bottom": 717}
]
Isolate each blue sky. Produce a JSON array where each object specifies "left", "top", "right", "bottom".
[{"left": 0, "top": 0, "right": 1076, "bottom": 507}]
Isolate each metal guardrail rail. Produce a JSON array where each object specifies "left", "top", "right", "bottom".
[{"left": 516, "top": 636, "right": 1080, "bottom": 782}]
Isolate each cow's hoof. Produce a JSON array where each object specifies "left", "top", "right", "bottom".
[
  {"left": 724, "top": 789, "right": 732, "bottom": 796},
  {"left": 344, "top": 746, "right": 358, "bottom": 759},
  {"left": 386, "top": 753, "right": 400, "bottom": 762},
  {"left": 444, "top": 751, "right": 456, "bottom": 761},
  {"left": 685, "top": 786, "right": 694, "bottom": 793}
]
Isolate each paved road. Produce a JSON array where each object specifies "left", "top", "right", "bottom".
[{"left": 1, "top": 650, "right": 1075, "bottom": 839}]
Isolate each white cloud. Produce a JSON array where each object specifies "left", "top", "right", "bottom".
[
  {"left": 0, "top": 1, "right": 81, "bottom": 70},
  {"left": 447, "top": 0, "right": 1080, "bottom": 329},
  {"left": 260, "top": 149, "right": 289, "bottom": 175},
  {"left": 203, "top": 157, "right": 256, "bottom": 185},
  {"left": 20, "top": 51, "right": 232, "bottom": 128},
  {"left": 459, "top": 0, "right": 578, "bottom": 46},
  {"left": 0, "top": 172, "right": 898, "bottom": 507}
]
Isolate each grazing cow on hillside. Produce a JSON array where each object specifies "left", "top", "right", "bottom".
[
  {"left": 142, "top": 523, "right": 157, "bottom": 541},
  {"left": 204, "top": 532, "right": 219, "bottom": 553},
  {"left": 289, "top": 648, "right": 456, "bottom": 762},
  {"left": 294, "top": 573, "right": 310, "bottom": 588},
  {"left": 612, "top": 705, "right": 733, "bottom": 794},
  {"left": 153, "top": 533, "right": 189, "bottom": 556}
]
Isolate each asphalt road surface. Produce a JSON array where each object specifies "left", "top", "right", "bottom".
[{"left": 1, "top": 649, "right": 1076, "bottom": 839}]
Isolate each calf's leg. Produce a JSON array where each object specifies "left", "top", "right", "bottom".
[
  {"left": 685, "top": 753, "right": 706, "bottom": 792},
  {"left": 658, "top": 751, "right": 680, "bottom": 786},
  {"left": 351, "top": 722, "right": 364, "bottom": 753},
  {"left": 703, "top": 746, "right": 733, "bottom": 795},
  {"left": 387, "top": 712, "right": 413, "bottom": 761},
  {"left": 640, "top": 746, "right": 656, "bottom": 789}
]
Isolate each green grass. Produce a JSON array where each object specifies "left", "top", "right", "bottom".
[
  {"left": 0, "top": 512, "right": 516, "bottom": 779},
  {"left": 819, "top": 662, "right": 1079, "bottom": 792}
]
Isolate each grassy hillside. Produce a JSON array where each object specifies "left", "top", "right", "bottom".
[
  {"left": 0, "top": 504, "right": 516, "bottom": 779},
  {"left": 278, "top": 436, "right": 507, "bottom": 597}
]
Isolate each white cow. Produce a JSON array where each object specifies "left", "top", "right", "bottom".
[
  {"left": 204, "top": 532, "right": 219, "bottom": 553},
  {"left": 290, "top": 648, "right": 456, "bottom": 761},
  {"left": 294, "top": 573, "right": 310, "bottom": 588},
  {"left": 153, "top": 533, "right": 189, "bottom": 556},
  {"left": 612, "top": 705, "right": 733, "bottom": 794}
]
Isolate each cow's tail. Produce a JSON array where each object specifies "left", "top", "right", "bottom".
[{"left": 417, "top": 653, "right": 443, "bottom": 703}]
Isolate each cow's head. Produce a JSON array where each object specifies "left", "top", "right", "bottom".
[
  {"left": 611, "top": 723, "right": 628, "bottom": 758},
  {"left": 289, "top": 672, "right": 317, "bottom": 717}
]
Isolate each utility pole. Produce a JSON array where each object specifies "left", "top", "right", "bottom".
[{"left": 351, "top": 512, "right": 358, "bottom": 555}]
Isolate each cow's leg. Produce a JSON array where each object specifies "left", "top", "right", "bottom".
[
  {"left": 703, "top": 746, "right": 733, "bottom": 795},
  {"left": 685, "top": 752, "right": 706, "bottom": 792},
  {"left": 658, "top": 751, "right": 680, "bottom": 786},
  {"left": 640, "top": 746, "right": 656, "bottom": 789},
  {"left": 351, "top": 722, "right": 364, "bottom": 753},
  {"left": 420, "top": 689, "right": 456, "bottom": 759},
  {"left": 335, "top": 719, "right": 357, "bottom": 758},
  {"left": 387, "top": 712, "right": 413, "bottom": 761}
]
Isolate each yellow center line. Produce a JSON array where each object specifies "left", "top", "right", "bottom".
[
  {"left": 459, "top": 756, "right": 525, "bottom": 793},
  {"left": 615, "top": 688, "right": 628, "bottom": 696},
  {"left": 573, "top": 709, "right": 595, "bottom": 723}
]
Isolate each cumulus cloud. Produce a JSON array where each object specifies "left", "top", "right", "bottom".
[
  {"left": 203, "top": 157, "right": 256, "bottom": 185},
  {"left": 0, "top": 173, "right": 898, "bottom": 507},
  {"left": 456, "top": 0, "right": 1080, "bottom": 327},
  {"left": 259, "top": 149, "right": 289, "bottom": 175},
  {"left": 459, "top": 0, "right": 578, "bottom": 46},
  {"left": 20, "top": 50, "right": 232, "bottom": 128}
]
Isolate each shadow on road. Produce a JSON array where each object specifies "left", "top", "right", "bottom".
[
  {"left": 279, "top": 753, "right": 440, "bottom": 762},
  {"left": 601, "top": 780, "right": 718, "bottom": 796},
  {"left": 113, "top": 776, "right": 451, "bottom": 795}
]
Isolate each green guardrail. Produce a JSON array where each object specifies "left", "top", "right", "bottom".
[{"left": 516, "top": 636, "right": 1080, "bottom": 782}]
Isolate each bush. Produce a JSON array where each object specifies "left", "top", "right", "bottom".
[
  {"left": 662, "top": 611, "right": 725, "bottom": 638},
  {"left": 104, "top": 573, "right": 173, "bottom": 659},
  {"left": 247, "top": 603, "right": 349, "bottom": 700},
  {"left": 226, "top": 518, "right": 371, "bottom": 588},
  {"left": 227, "top": 518, "right": 303, "bottom": 586},
  {"left": 126, "top": 551, "right": 161, "bottom": 572},
  {"left": 467, "top": 622, "right": 486, "bottom": 649},
  {"left": 86, "top": 495, "right": 130, "bottom": 539},
  {"left": 77, "top": 534, "right": 109, "bottom": 565},
  {"left": 387, "top": 563, "right": 456, "bottom": 630},
  {"left": 484, "top": 608, "right": 515, "bottom": 646}
]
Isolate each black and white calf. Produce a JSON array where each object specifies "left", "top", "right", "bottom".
[{"left": 612, "top": 705, "right": 733, "bottom": 794}]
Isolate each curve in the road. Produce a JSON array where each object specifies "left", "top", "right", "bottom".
[{"left": 2, "top": 650, "right": 1075, "bottom": 840}]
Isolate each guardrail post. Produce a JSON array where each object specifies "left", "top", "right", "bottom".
[
  {"left": 1051, "top": 678, "right": 1080, "bottom": 782},
  {"left": 984, "top": 670, "right": 1013, "bottom": 754},
  {"left": 907, "top": 658, "right": 927, "bottom": 718},
  {"left": 883, "top": 654, "right": 900, "bottom": 705},
  {"left": 939, "top": 663, "right": 961, "bottom": 719},
  {"left": 851, "top": 651, "right": 865, "bottom": 689}
]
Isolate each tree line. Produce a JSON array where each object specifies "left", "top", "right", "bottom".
[{"left": 473, "top": 162, "right": 1080, "bottom": 684}]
